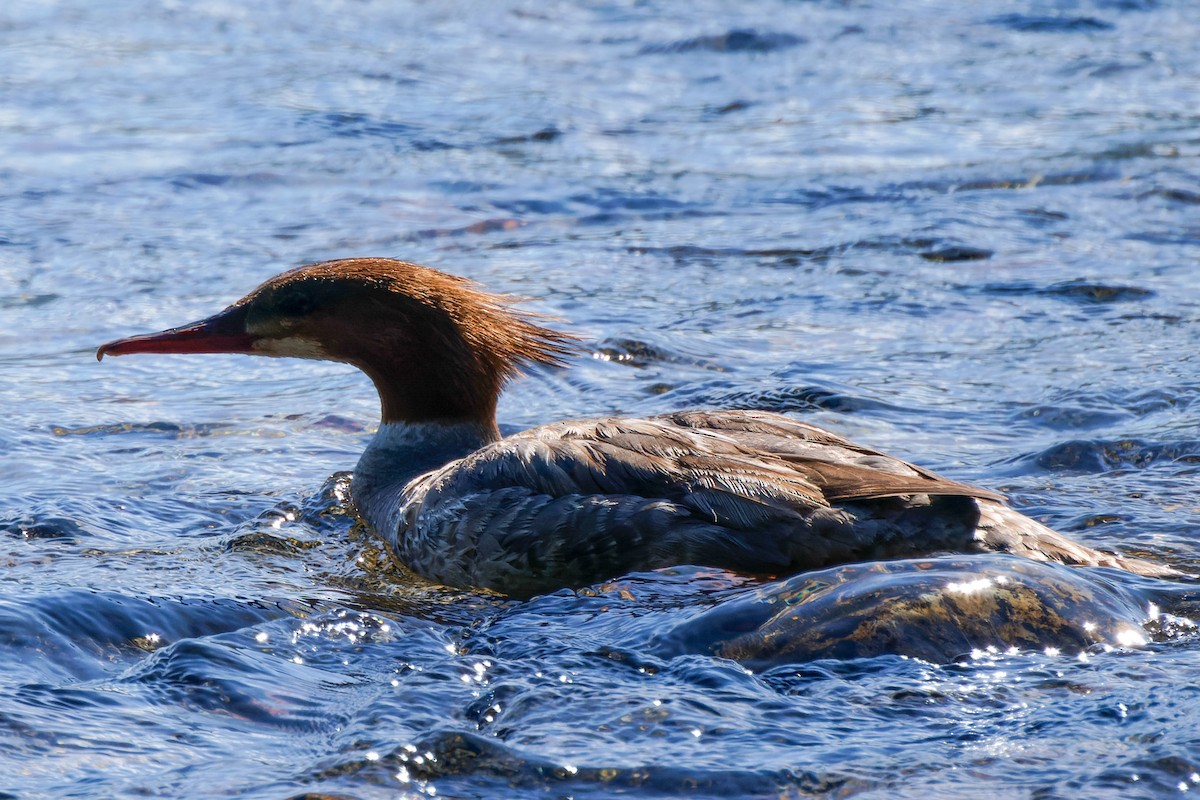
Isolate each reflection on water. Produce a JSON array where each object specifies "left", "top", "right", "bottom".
[{"left": 3, "top": 0, "right": 1200, "bottom": 797}]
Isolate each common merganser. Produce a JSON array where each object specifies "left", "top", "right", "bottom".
[{"left": 98, "top": 258, "right": 1176, "bottom": 597}]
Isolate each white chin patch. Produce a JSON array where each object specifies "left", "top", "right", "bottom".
[{"left": 251, "top": 336, "right": 330, "bottom": 359}]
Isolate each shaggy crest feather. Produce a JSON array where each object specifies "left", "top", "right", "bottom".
[{"left": 262, "top": 257, "right": 577, "bottom": 378}]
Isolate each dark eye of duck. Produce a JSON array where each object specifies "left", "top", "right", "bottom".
[{"left": 270, "top": 285, "right": 319, "bottom": 317}]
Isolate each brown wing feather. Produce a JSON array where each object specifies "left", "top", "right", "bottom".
[
  {"left": 782, "top": 456, "right": 1003, "bottom": 503},
  {"left": 655, "top": 409, "right": 1003, "bottom": 502},
  {"left": 461, "top": 417, "right": 834, "bottom": 520},
  {"left": 389, "top": 409, "right": 1175, "bottom": 595}
]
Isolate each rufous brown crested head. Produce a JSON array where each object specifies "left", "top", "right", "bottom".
[{"left": 97, "top": 258, "right": 578, "bottom": 428}]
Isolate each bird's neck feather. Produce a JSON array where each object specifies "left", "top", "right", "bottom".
[{"left": 351, "top": 419, "right": 498, "bottom": 531}]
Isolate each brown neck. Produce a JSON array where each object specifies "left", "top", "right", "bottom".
[{"left": 355, "top": 356, "right": 501, "bottom": 431}]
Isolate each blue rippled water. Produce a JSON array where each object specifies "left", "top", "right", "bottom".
[{"left": 4, "top": 1, "right": 1200, "bottom": 797}]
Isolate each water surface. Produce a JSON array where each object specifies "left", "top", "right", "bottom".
[{"left": 3, "top": 1, "right": 1200, "bottom": 797}]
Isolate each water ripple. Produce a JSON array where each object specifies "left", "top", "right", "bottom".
[
  {"left": 5, "top": 0, "right": 1200, "bottom": 796},
  {"left": 639, "top": 29, "right": 806, "bottom": 55}
]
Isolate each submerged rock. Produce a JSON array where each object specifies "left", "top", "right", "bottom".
[{"left": 655, "top": 555, "right": 1153, "bottom": 666}]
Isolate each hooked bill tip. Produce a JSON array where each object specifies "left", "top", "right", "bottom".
[
  {"left": 96, "top": 341, "right": 116, "bottom": 361},
  {"left": 95, "top": 336, "right": 143, "bottom": 361}
]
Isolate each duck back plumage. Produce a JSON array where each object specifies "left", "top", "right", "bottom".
[{"left": 377, "top": 410, "right": 1174, "bottom": 597}]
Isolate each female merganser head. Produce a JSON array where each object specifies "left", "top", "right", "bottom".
[
  {"left": 98, "top": 257, "right": 1178, "bottom": 597},
  {"left": 98, "top": 258, "right": 575, "bottom": 439}
]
